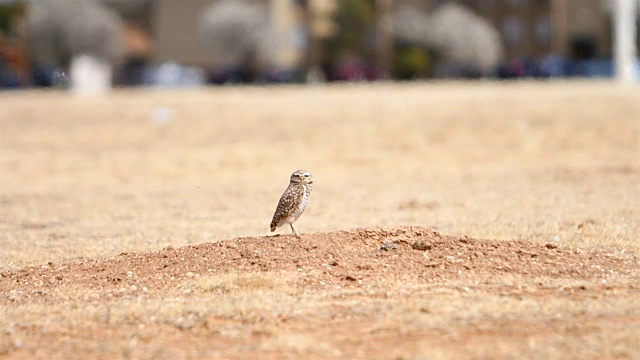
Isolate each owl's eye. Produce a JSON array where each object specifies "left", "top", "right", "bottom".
[{"left": 304, "top": 174, "right": 309, "bottom": 177}]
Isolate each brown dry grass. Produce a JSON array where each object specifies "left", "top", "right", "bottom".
[
  {"left": 1, "top": 81, "right": 638, "bottom": 268},
  {"left": 2, "top": 272, "right": 639, "bottom": 359},
  {"left": 1, "top": 81, "right": 639, "bottom": 359}
]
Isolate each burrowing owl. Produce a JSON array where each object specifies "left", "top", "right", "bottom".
[{"left": 270, "top": 170, "right": 313, "bottom": 236}]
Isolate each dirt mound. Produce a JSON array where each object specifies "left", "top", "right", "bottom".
[{"left": 1, "top": 226, "right": 635, "bottom": 300}]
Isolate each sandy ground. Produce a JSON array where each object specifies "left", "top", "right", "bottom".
[{"left": 0, "top": 81, "right": 639, "bottom": 359}]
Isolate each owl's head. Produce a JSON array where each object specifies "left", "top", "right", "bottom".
[{"left": 290, "top": 170, "right": 313, "bottom": 184}]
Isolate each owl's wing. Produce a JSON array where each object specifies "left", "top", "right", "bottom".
[{"left": 270, "top": 186, "right": 300, "bottom": 229}]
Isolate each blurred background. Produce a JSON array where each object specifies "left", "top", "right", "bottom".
[{"left": 0, "top": 0, "right": 638, "bottom": 90}]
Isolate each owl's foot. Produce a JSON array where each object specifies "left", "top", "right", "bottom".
[{"left": 290, "top": 224, "right": 300, "bottom": 237}]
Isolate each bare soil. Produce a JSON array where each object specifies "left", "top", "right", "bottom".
[
  {"left": 2, "top": 227, "right": 639, "bottom": 359},
  {"left": 2, "top": 226, "right": 636, "bottom": 294}
]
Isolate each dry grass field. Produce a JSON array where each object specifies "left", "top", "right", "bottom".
[{"left": 0, "top": 81, "right": 639, "bottom": 359}]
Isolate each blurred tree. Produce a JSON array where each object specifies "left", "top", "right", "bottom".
[
  {"left": 393, "top": 3, "right": 503, "bottom": 76},
  {"left": 200, "top": 0, "right": 273, "bottom": 80},
  {"left": 393, "top": 45, "right": 431, "bottom": 80},
  {"left": 1, "top": 2, "right": 29, "bottom": 87},
  {"left": 322, "top": 0, "right": 375, "bottom": 69},
  {"left": 429, "top": 3, "right": 503, "bottom": 75},
  {"left": 28, "top": 0, "right": 123, "bottom": 68}
]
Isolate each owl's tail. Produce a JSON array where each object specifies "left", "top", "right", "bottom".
[{"left": 270, "top": 220, "right": 277, "bottom": 232}]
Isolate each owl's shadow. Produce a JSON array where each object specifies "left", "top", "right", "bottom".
[{"left": 268, "top": 234, "right": 302, "bottom": 238}]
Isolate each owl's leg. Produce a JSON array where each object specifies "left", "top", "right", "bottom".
[{"left": 290, "top": 223, "right": 299, "bottom": 237}]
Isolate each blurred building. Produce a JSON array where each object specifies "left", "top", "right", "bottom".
[
  {"left": 123, "top": 0, "right": 629, "bottom": 76},
  {"left": 399, "top": 0, "right": 615, "bottom": 59},
  {"left": 0, "top": 0, "right": 637, "bottom": 86},
  {"left": 121, "top": 0, "right": 305, "bottom": 69}
]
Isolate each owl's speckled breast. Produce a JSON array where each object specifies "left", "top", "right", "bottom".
[{"left": 288, "top": 183, "right": 312, "bottom": 220}]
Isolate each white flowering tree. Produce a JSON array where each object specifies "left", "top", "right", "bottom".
[
  {"left": 393, "top": 3, "right": 503, "bottom": 76},
  {"left": 28, "top": 0, "right": 123, "bottom": 94},
  {"left": 199, "top": 0, "right": 274, "bottom": 77}
]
